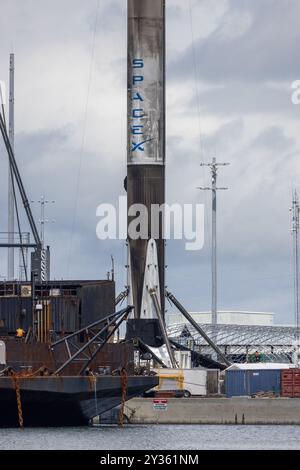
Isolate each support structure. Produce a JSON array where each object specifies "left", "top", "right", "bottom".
[
  {"left": 0, "top": 113, "right": 40, "bottom": 246},
  {"left": 7, "top": 53, "right": 15, "bottom": 280},
  {"left": 19, "top": 232, "right": 30, "bottom": 281},
  {"left": 31, "top": 195, "right": 55, "bottom": 248},
  {"left": 0, "top": 54, "right": 44, "bottom": 282},
  {"left": 51, "top": 306, "right": 133, "bottom": 375},
  {"left": 150, "top": 289, "right": 177, "bottom": 368},
  {"left": 115, "top": 288, "right": 129, "bottom": 307},
  {"left": 198, "top": 158, "right": 229, "bottom": 338},
  {"left": 166, "top": 290, "right": 231, "bottom": 366},
  {"left": 29, "top": 196, "right": 54, "bottom": 281}
]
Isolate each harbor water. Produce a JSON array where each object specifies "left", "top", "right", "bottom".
[{"left": 1, "top": 425, "right": 300, "bottom": 450}]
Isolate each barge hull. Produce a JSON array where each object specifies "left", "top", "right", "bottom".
[{"left": 0, "top": 375, "right": 158, "bottom": 427}]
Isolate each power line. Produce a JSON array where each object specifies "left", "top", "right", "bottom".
[
  {"left": 188, "top": 0, "right": 211, "bottom": 255},
  {"left": 66, "top": 0, "right": 100, "bottom": 277}
]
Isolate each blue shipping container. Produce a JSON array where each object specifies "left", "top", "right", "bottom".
[{"left": 226, "top": 369, "right": 281, "bottom": 397}]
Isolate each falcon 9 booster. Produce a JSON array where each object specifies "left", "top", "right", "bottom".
[{"left": 127, "top": 0, "right": 165, "bottom": 320}]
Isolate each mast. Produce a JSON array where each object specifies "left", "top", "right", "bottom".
[
  {"left": 7, "top": 53, "right": 14, "bottom": 280},
  {"left": 198, "top": 158, "right": 229, "bottom": 340},
  {"left": 291, "top": 190, "right": 300, "bottom": 364}
]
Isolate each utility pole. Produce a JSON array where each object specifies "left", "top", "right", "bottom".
[
  {"left": 198, "top": 157, "right": 229, "bottom": 341},
  {"left": 291, "top": 190, "right": 300, "bottom": 365},
  {"left": 7, "top": 53, "right": 14, "bottom": 280}
]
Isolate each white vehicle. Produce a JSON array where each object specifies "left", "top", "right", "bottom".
[{"left": 153, "top": 368, "right": 219, "bottom": 397}]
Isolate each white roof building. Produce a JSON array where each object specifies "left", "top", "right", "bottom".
[{"left": 166, "top": 311, "right": 298, "bottom": 364}]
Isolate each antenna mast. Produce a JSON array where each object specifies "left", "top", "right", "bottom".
[
  {"left": 31, "top": 196, "right": 55, "bottom": 248},
  {"left": 291, "top": 189, "right": 300, "bottom": 364},
  {"left": 198, "top": 157, "right": 229, "bottom": 342},
  {"left": 7, "top": 53, "right": 14, "bottom": 280}
]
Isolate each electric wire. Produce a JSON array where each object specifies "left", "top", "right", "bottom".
[
  {"left": 188, "top": 0, "right": 211, "bottom": 244},
  {"left": 66, "top": 0, "right": 100, "bottom": 277}
]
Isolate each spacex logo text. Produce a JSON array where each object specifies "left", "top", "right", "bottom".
[{"left": 130, "top": 58, "right": 152, "bottom": 152}]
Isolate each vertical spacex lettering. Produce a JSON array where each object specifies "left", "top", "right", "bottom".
[{"left": 131, "top": 58, "right": 152, "bottom": 153}]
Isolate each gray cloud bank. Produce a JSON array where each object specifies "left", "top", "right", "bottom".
[{"left": 0, "top": 0, "right": 299, "bottom": 325}]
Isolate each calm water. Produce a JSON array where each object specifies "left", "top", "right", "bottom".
[{"left": 0, "top": 425, "right": 300, "bottom": 450}]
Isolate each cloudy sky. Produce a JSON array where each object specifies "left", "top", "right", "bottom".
[{"left": 0, "top": 0, "right": 299, "bottom": 324}]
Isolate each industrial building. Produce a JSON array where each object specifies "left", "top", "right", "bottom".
[{"left": 167, "top": 311, "right": 298, "bottom": 364}]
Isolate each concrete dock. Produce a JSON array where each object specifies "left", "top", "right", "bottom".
[{"left": 123, "top": 397, "right": 300, "bottom": 425}]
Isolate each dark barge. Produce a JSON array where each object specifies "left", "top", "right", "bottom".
[
  {"left": 0, "top": 374, "right": 157, "bottom": 427},
  {"left": 0, "top": 280, "right": 158, "bottom": 427}
]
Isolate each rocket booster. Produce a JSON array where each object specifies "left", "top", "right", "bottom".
[{"left": 127, "top": 0, "right": 165, "bottom": 319}]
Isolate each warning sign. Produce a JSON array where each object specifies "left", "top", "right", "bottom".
[{"left": 153, "top": 399, "right": 168, "bottom": 411}]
